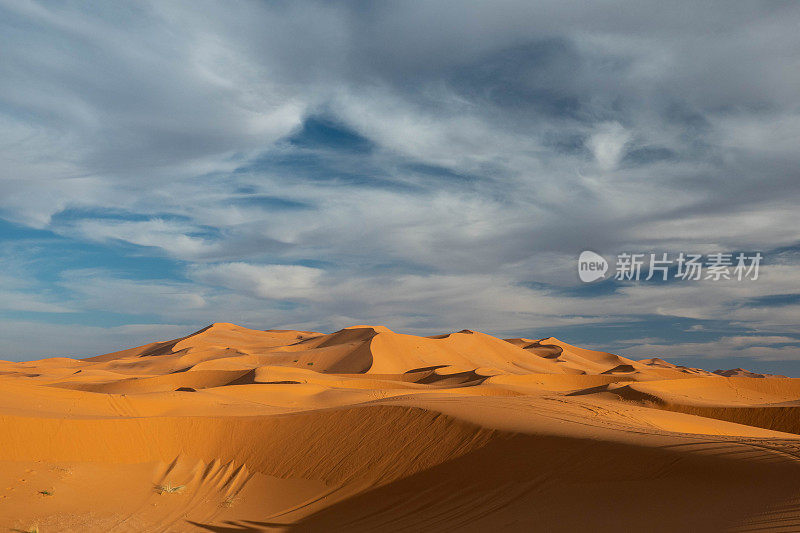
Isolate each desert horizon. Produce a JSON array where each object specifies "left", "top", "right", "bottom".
[
  {"left": 2, "top": 322, "right": 800, "bottom": 531},
  {"left": 5, "top": 321, "right": 792, "bottom": 379},
  {"left": 3, "top": 1, "right": 800, "bottom": 531}
]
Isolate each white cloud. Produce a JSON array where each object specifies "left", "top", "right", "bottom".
[
  {"left": 1, "top": 0, "right": 800, "bottom": 368},
  {"left": 0, "top": 320, "right": 190, "bottom": 361},
  {"left": 190, "top": 263, "right": 323, "bottom": 300},
  {"left": 587, "top": 122, "right": 631, "bottom": 171},
  {"left": 58, "top": 270, "right": 207, "bottom": 315},
  {"left": 71, "top": 219, "right": 216, "bottom": 258},
  {"left": 617, "top": 335, "right": 800, "bottom": 362},
  {"left": 0, "top": 291, "right": 73, "bottom": 313}
]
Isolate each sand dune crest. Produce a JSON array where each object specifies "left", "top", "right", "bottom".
[{"left": 1, "top": 323, "right": 799, "bottom": 531}]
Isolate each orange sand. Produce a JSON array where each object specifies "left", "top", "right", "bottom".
[{"left": 1, "top": 323, "right": 799, "bottom": 532}]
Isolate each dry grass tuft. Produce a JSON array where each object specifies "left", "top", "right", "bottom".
[{"left": 155, "top": 482, "right": 185, "bottom": 495}]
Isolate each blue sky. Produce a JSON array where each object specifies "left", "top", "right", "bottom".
[{"left": 1, "top": 1, "right": 800, "bottom": 374}]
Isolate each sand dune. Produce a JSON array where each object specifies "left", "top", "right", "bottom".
[
  {"left": 714, "top": 367, "right": 788, "bottom": 378},
  {"left": 1, "top": 323, "right": 799, "bottom": 532}
]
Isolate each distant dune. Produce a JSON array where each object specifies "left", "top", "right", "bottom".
[
  {"left": 1, "top": 323, "right": 799, "bottom": 531},
  {"left": 713, "top": 367, "right": 788, "bottom": 379}
]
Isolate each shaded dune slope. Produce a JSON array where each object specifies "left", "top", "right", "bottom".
[{"left": 2, "top": 322, "right": 800, "bottom": 532}]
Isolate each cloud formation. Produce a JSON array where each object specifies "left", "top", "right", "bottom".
[{"left": 1, "top": 0, "right": 799, "bottom": 369}]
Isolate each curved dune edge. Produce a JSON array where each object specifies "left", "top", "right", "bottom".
[
  {"left": 2, "top": 323, "right": 800, "bottom": 531},
  {"left": 0, "top": 406, "right": 499, "bottom": 485},
  {"left": 577, "top": 377, "right": 800, "bottom": 435},
  {"left": 2, "top": 403, "right": 800, "bottom": 532},
  {"left": 659, "top": 404, "right": 800, "bottom": 435}
]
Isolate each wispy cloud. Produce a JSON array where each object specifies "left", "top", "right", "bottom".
[
  {"left": 190, "top": 262, "right": 323, "bottom": 299},
  {"left": 1, "top": 1, "right": 799, "bottom": 370},
  {"left": 617, "top": 335, "right": 800, "bottom": 362}
]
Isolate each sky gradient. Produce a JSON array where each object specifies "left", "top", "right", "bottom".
[{"left": 1, "top": 1, "right": 800, "bottom": 374}]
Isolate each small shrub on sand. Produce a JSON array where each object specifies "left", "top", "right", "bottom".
[{"left": 155, "top": 482, "right": 185, "bottom": 495}]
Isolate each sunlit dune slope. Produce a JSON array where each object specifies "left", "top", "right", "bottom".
[{"left": 1, "top": 322, "right": 800, "bottom": 532}]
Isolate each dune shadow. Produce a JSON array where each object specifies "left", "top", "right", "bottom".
[
  {"left": 225, "top": 432, "right": 791, "bottom": 532},
  {"left": 404, "top": 364, "right": 450, "bottom": 373},
  {"left": 523, "top": 342, "right": 563, "bottom": 359},
  {"left": 186, "top": 520, "right": 295, "bottom": 532}
]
